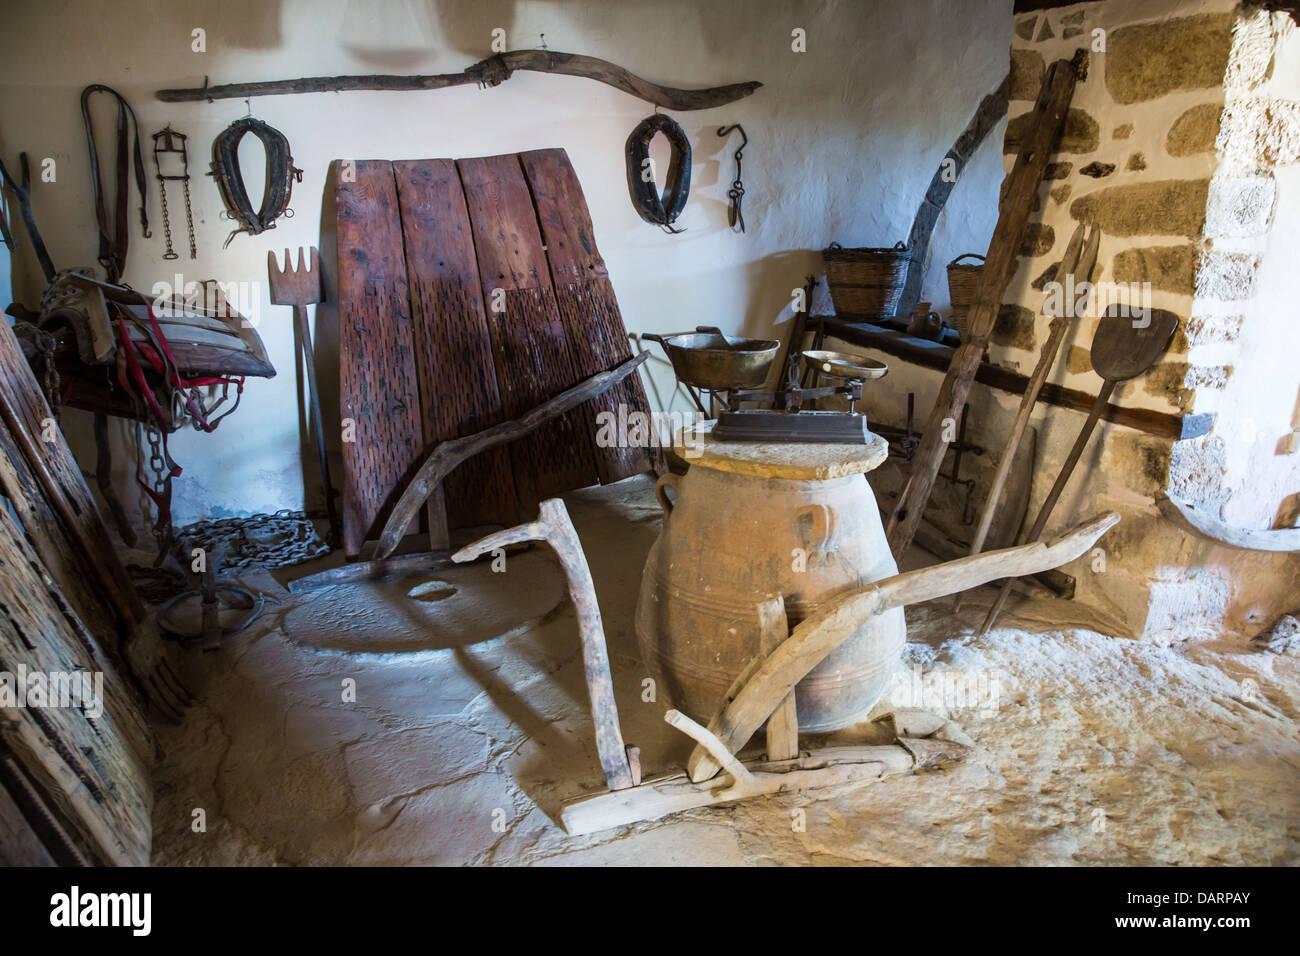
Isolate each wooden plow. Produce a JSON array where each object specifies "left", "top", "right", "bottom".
[{"left": 451, "top": 498, "right": 1119, "bottom": 836}]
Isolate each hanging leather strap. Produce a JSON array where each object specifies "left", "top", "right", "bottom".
[{"left": 80, "top": 84, "right": 150, "bottom": 283}]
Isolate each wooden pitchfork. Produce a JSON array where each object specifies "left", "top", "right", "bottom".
[
  {"left": 268, "top": 247, "right": 339, "bottom": 547},
  {"left": 954, "top": 222, "right": 1099, "bottom": 615}
]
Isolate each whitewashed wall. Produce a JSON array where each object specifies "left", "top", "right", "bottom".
[{"left": 0, "top": 0, "right": 1010, "bottom": 526}]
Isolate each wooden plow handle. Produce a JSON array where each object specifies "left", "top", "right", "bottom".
[
  {"left": 686, "top": 510, "right": 1120, "bottom": 782},
  {"left": 453, "top": 498, "right": 638, "bottom": 791}
]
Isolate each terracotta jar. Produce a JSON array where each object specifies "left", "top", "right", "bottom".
[{"left": 635, "top": 424, "right": 905, "bottom": 733}]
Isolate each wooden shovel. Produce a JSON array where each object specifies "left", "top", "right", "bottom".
[
  {"left": 979, "top": 307, "right": 1179, "bottom": 634},
  {"left": 955, "top": 223, "right": 1099, "bottom": 615}
]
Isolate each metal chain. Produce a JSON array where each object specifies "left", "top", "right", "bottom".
[
  {"left": 181, "top": 177, "right": 196, "bottom": 259},
  {"left": 157, "top": 180, "right": 177, "bottom": 260}
]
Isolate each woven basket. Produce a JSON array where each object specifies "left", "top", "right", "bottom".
[
  {"left": 822, "top": 241, "right": 912, "bottom": 317},
  {"left": 946, "top": 253, "right": 985, "bottom": 339}
]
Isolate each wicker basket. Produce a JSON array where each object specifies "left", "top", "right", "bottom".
[
  {"left": 822, "top": 241, "right": 912, "bottom": 317},
  {"left": 946, "top": 253, "right": 985, "bottom": 340}
]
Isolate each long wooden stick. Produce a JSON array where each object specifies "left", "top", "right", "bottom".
[
  {"left": 687, "top": 510, "right": 1120, "bottom": 782},
  {"left": 886, "top": 59, "right": 1077, "bottom": 559},
  {"left": 453, "top": 499, "right": 636, "bottom": 791},
  {"left": 376, "top": 351, "right": 648, "bottom": 559},
  {"left": 979, "top": 382, "right": 1117, "bottom": 635},
  {"left": 157, "top": 51, "right": 762, "bottom": 111}
]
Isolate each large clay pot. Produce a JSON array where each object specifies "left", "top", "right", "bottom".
[{"left": 635, "top": 425, "right": 905, "bottom": 733}]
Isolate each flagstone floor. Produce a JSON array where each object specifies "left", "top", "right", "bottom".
[{"left": 149, "top": 477, "right": 1300, "bottom": 866}]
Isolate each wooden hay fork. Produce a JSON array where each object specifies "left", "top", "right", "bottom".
[
  {"left": 453, "top": 495, "right": 1119, "bottom": 835},
  {"left": 268, "top": 246, "right": 339, "bottom": 547}
]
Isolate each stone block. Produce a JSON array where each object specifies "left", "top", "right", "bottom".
[
  {"left": 1205, "top": 175, "right": 1276, "bottom": 239},
  {"left": 1051, "top": 184, "right": 1072, "bottom": 205},
  {"left": 1070, "top": 180, "right": 1209, "bottom": 237},
  {"left": 1196, "top": 250, "right": 1260, "bottom": 301},
  {"left": 1166, "top": 103, "right": 1223, "bottom": 156},
  {"left": 1010, "top": 49, "right": 1046, "bottom": 101},
  {"left": 1019, "top": 222, "right": 1055, "bottom": 257},
  {"left": 1081, "top": 162, "right": 1116, "bottom": 178},
  {"left": 1112, "top": 245, "right": 1197, "bottom": 295},
  {"left": 1185, "top": 313, "right": 1242, "bottom": 345},
  {"left": 1127, "top": 152, "right": 1147, "bottom": 171},
  {"left": 1105, "top": 14, "right": 1235, "bottom": 105},
  {"left": 1007, "top": 109, "right": 1099, "bottom": 154},
  {"left": 992, "top": 304, "right": 1037, "bottom": 350},
  {"left": 1113, "top": 123, "right": 1134, "bottom": 140},
  {"left": 1110, "top": 432, "right": 1173, "bottom": 497},
  {"left": 1045, "top": 162, "right": 1073, "bottom": 180},
  {"left": 1066, "top": 345, "right": 1091, "bottom": 374},
  {"left": 1016, "top": 15, "right": 1037, "bottom": 40}
]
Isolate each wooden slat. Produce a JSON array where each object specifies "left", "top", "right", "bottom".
[
  {"left": 519, "top": 148, "right": 651, "bottom": 483},
  {"left": 456, "top": 153, "right": 599, "bottom": 510},
  {"left": 393, "top": 159, "right": 519, "bottom": 530},
  {"left": 337, "top": 160, "right": 425, "bottom": 557}
]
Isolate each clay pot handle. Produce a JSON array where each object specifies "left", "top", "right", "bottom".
[{"left": 655, "top": 473, "right": 681, "bottom": 518}]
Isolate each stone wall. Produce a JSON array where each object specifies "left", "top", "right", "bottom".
[{"left": 992, "top": 0, "right": 1300, "bottom": 642}]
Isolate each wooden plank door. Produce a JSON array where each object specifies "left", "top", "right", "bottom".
[{"left": 336, "top": 160, "right": 424, "bottom": 557}]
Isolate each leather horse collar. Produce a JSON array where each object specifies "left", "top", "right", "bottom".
[
  {"left": 626, "top": 113, "right": 691, "bottom": 234},
  {"left": 80, "top": 84, "right": 151, "bottom": 284},
  {"left": 209, "top": 116, "right": 302, "bottom": 247}
]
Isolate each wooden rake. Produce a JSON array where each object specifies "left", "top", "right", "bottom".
[
  {"left": 268, "top": 247, "right": 338, "bottom": 547},
  {"left": 954, "top": 222, "right": 1099, "bottom": 616}
]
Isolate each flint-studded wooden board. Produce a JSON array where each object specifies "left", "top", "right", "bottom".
[
  {"left": 393, "top": 159, "right": 517, "bottom": 530},
  {"left": 337, "top": 160, "right": 425, "bottom": 557},
  {"left": 456, "top": 153, "right": 600, "bottom": 511},
  {"left": 519, "top": 148, "right": 651, "bottom": 483},
  {"left": 0, "top": 497, "right": 152, "bottom": 865},
  {"left": 337, "top": 149, "right": 652, "bottom": 551}
]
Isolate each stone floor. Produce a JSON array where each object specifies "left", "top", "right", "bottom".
[{"left": 150, "top": 476, "right": 1300, "bottom": 865}]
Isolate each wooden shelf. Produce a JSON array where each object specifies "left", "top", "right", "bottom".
[{"left": 812, "top": 316, "right": 1211, "bottom": 442}]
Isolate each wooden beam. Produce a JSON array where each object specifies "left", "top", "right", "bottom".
[
  {"left": 157, "top": 51, "right": 762, "bottom": 111},
  {"left": 897, "top": 75, "right": 1009, "bottom": 321},
  {"left": 819, "top": 318, "right": 1210, "bottom": 442}
]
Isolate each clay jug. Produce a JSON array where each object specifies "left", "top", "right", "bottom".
[{"left": 635, "top": 428, "right": 906, "bottom": 733}]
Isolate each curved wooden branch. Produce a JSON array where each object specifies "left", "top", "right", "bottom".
[
  {"left": 157, "top": 51, "right": 762, "bottom": 110},
  {"left": 376, "top": 351, "right": 649, "bottom": 559},
  {"left": 686, "top": 510, "right": 1121, "bottom": 783},
  {"left": 1157, "top": 493, "right": 1300, "bottom": 553}
]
